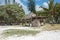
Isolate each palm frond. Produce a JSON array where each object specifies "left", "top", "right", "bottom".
[
  {"left": 49, "top": 0, "right": 54, "bottom": 10},
  {"left": 40, "top": 6, "right": 49, "bottom": 11}
]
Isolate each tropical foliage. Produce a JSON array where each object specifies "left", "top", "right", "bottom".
[
  {"left": 0, "top": 4, "right": 25, "bottom": 25},
  {"left": 28, "top": 0, "right": 36, "bottom": 14},
  {"left": 28, "top": 0, "right": 60, "bottom": 24},
  {"left": 40, "top": 0, "right": 60, "bottom": 23}
]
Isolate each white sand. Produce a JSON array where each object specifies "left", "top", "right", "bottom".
[
  {"left": 0, "top": 30, "right": 60, "bottom": 40},
  {"left": 0, "top": 26, "right": 60, "bottom": 40}
]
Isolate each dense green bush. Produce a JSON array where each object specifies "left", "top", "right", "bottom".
[{"left": 0, "top": 4, "right": 25, "bottom": 25}]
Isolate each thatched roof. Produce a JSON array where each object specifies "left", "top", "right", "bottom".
[
  {"left": 22, "top": 12, "right": 47, "bottom": 20},
  {"left": 22, "top": 13, "right": 36, "bottom": 19},
  {"left": 21, "top": 13, "right": 47, "bottom": 23}
]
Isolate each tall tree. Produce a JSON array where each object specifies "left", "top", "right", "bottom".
[
  {"left": 41, "top": 0, "right": 59, "bottom": 23},
  {"left": 28, "top": 0, "right": 41, "bottom": 27},
  {"left": 28, "top": 0, "right": 36, "bottom": 13},
  {"left": 5, "top": 0, "right": 7, "bottom": 4},
  {"left": 13, "top": 0, "right": 15, "bottom": 4},
  {"left": 8, "top": 0, "right": 10, "bottom": 4},
  {"left": 54, "top": 3, "right": 60, "bottom": 23}
]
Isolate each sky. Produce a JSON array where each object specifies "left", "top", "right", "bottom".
[
  {"left": 16, "top": 0, "right": 60, "bottom": 14},
  {"left": 0, "top": 0, "right": 60, "bottom": 14}
]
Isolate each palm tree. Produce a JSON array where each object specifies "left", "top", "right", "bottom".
[
  {"left": 41, "top": 0, "right": 58, "bottom": 24},
  {"left": 54, "top": 3, "right": 60, "bottom": 23}
]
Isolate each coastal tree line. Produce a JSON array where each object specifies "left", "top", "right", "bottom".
[{"left": 0, "top": 0, "right": 60, "bottom": 25}]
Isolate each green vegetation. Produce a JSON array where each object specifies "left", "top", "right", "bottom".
[
  {"left": 2, "top": 24, "right": 60, "bottom": 38},
  {"left": 28, "top": 0, "right": 36, "bottom": 14},
  {"left": 40, "top": 0, "right": 60, "bottom": 23},
  {"left": 2, "top": 29, "right": 39, "bottom": 37},
  {"left": 0, "top": 0, "right": 60, "bottom": 25},
  {"left": 0, "top": 4, "right": 25, "bottom": 25},
  {"left": 42, "top": 24, "right": 60, "bottom": 31}
]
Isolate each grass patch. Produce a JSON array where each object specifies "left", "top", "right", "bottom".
[
  {"left": 1, "top": 24, "right": 60, "bottom": 37},
  {"left": 2, "top": 29, "right": 39, "bottom": 37},
  {"left": 42, "top": 24, "right": 60, "bottom": 31}
]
